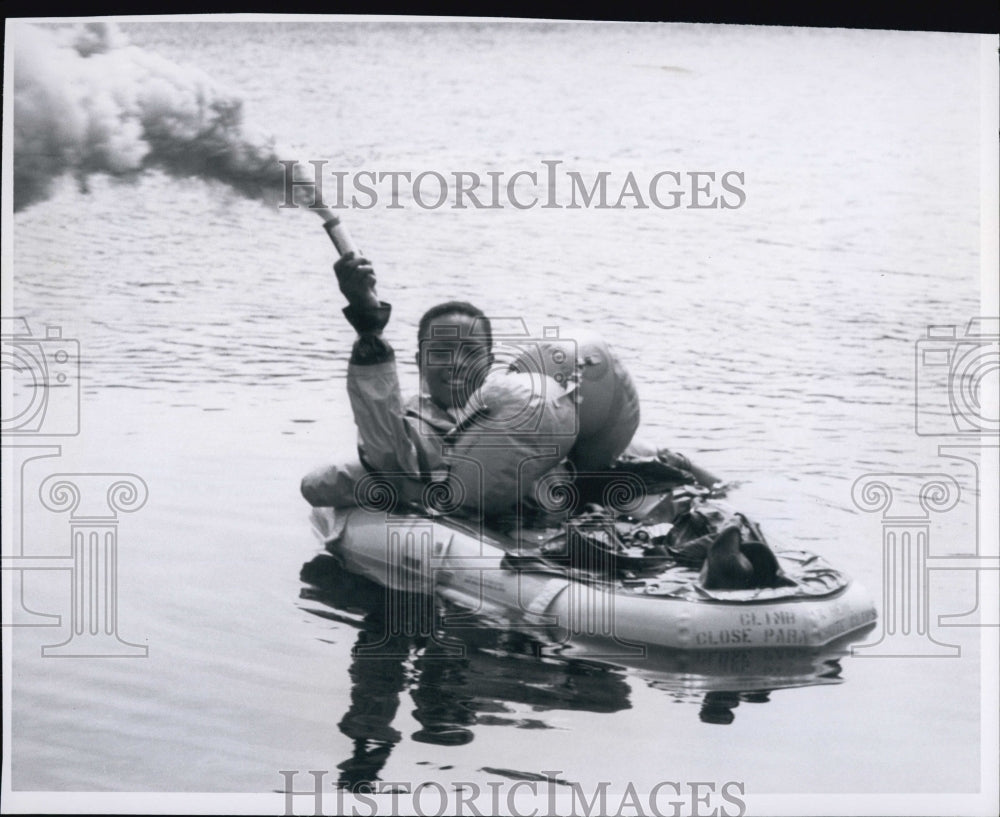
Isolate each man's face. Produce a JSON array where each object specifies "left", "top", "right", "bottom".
[{"left": 417, "top": 312, "right": 492, "bottom": 410}]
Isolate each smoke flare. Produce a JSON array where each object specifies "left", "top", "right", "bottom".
[{"left": 13, "top": 22, "right": 293, "bottom": 212}]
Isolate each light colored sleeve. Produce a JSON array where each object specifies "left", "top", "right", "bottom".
[{"left": 346, "top": 360, "right": 435, "bottom": 478}]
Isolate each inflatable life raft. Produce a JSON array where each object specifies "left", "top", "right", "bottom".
[
  {"left": 308, "top": 502, "right": 877, "bottom": 652},
  {"left": 306, "top": 330, "right": 875, "bottom": 651}
]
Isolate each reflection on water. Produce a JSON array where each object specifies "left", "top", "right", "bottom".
[
  {"left": 300, "top": 552, "right": 872, "bottom": 789},
  {"left": 300, "top": 555, "right": 632, "bottom": 790},
  {"left": 700, "top": 692, "right": 766, "bottom": 726},
  {"left": 631, "top": 641, "right": 856, "bottom": 727},
  {"left": 624, "top": 634, "right": 856, "bottom": 697}
]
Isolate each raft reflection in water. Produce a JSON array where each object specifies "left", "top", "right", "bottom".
[
  {"left": 300, "top": 555, "right": 630, "bottom": 791},
  {"left": 299, "top": 554, "right": 871, "bottom": 791}
]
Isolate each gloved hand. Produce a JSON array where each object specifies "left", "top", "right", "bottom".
[{"left": 334, "top": 252, "right": 380, "bottom": 311}]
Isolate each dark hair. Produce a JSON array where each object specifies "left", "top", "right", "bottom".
[{"left": 417, "top": 301, "right": 493, "bottom": 348}]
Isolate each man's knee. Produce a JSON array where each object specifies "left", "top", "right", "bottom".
[
  {"left": 301, "top": 462, "right": 361, "bottom": 507},
  {"left": 300, "top": 469, "right": 324, "bottom": 506}
]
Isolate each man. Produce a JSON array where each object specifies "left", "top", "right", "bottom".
[
  {"left": 301, "top": 253, "right": 783, "bottom": 590},
  {"left": 300, "top": 252, "right": 577, "bottom": 520}
]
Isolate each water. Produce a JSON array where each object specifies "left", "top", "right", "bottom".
[{"left": 5, "top": 20, "right": 993, "bottom": 805}]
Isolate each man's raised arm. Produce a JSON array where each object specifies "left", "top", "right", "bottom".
[{"left": 334, "top": 253, "right": 422, "bottom": 477}]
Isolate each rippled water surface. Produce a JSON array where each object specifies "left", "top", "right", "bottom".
[{"left": 6, "top": 21, "right": 991, "bottom": 802}]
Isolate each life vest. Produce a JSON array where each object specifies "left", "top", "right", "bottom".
[
  {"left": 444, "top": 370, "right": 578, "bottom": 518},
  {"left": 508, "top": 331, "right": 640, "bottom": 471}
]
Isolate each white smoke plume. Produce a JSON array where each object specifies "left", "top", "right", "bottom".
[{"left": 13, "top": 22, "right": 292, "bottom": 212}]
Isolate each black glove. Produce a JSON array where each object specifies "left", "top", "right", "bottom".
[
  {"left": 334, "top": 252, "right": 391, "bottom": 335},
  {"left": 334, "top": 253, "right": 380, "bottom": 311},
  {"left": 342, "top": 303, "right": 391, "bottom": 335}
]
